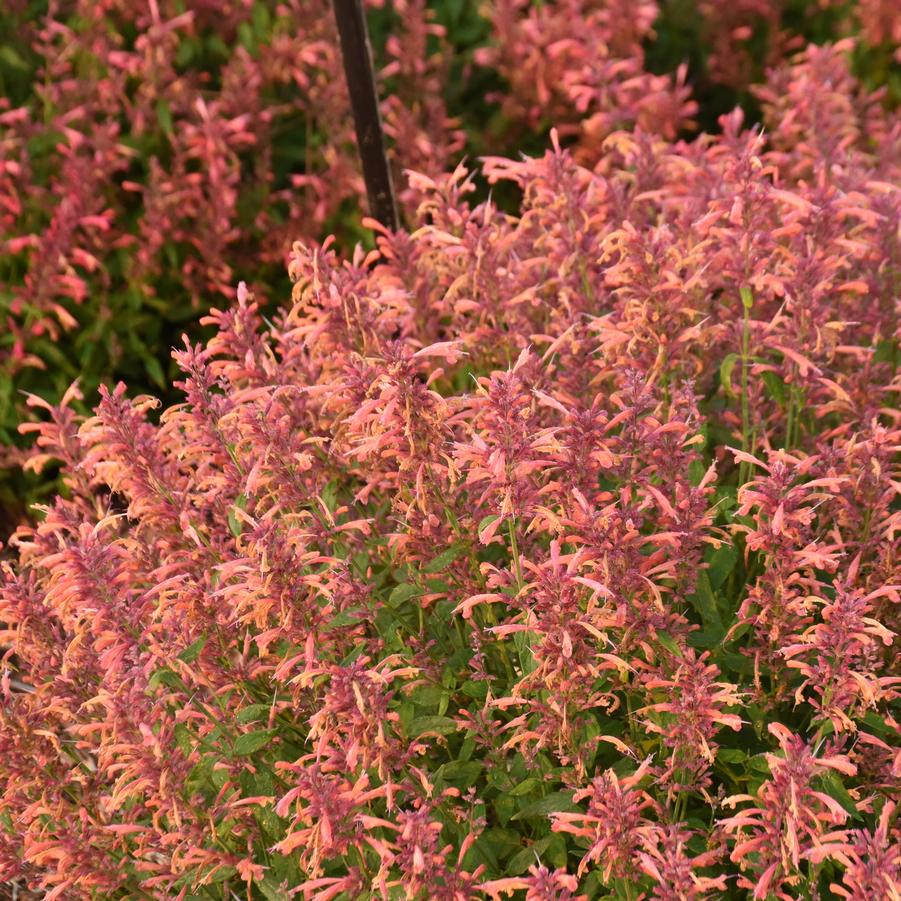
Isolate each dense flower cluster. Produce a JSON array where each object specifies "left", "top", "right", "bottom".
[
  {"left": 2, "top": 0, "right": 897, "bottom": 475},
  {"left": 474, "top": 0, "right": 697, "bottom": 156},
  {"left": 0, "top": 0, "right": 461, "bottom": 478},
  {"left": 1, "top": 40, "right": 898, "bottom": 898}
]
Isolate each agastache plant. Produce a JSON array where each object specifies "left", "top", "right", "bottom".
[
  {"left": 0, "top": 37, "right": 899, "bottom": 901},
  {"left": 0, "top": 0, "right": 896, "bottom": 526}
]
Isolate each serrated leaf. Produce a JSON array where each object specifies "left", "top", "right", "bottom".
[{"left": 233, "top": 729, "right": 276, "bottom": 756}]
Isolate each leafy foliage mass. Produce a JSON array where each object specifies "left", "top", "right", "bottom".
[{"left": 2, "top": 41, "right": 900, "bottom": 900}]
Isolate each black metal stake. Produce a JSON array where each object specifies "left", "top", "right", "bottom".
[{"left": 331, "top": 0, "right": 399, "bottom": 232}]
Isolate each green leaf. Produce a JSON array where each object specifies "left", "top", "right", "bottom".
[
  {"left": 175, "top": 39, "right": 194, "bottom": 67},
  {"left": 819, "top": 772, "right": 861, "bottom": 820},
  {"left": 861, "top": 712, "right": 893, "bottom": 736},
  {"left": 424, "top": 543, "right": 466, "bottom": 573},
  {"left": 761, "top": 371, "right": 786, "bottom": 405},
  {"left": 0, "top": 46, "right": 29, "bottom": 72},
  {"left": 508, "top": 837, "right": 551, "bottom": 874},
  {"left": 208, "top": 864, "right": 236, "bottom": 883},
  {"left": 687, "top": 572, "right": 726, "bottom": 649},
  {"left": 155, "top": 99, "right": 173, "bottom": 135},
  {"left": 717, "top": 748, "right": 747, "bottom": 763},
  {"left": 460, "top": 680, "right": 487, "bottom": 701},
  {"left": 257, "top": 875, "right": 291, "bottom": 901},
  {"left": 237, "top": 703, "right": 271, "bottom": 725},
  {"left": 148, "top": 668, "right": 184, "bottom": 690},
  {"left": 545, "top": 832, "right": 567, "bottom": 868},
  {"left": 237, "top": 21, "right": 255, "bottom": 50},
  {"left": 509, "top": 777, "right": 541, "bottom": 796},
  {"left": 477, "top": 514, "right": 499, "bottom": 540},
  {"left": 252, "top": 2, "right": 271, "bottom": 34},
  {"left": 227, "top": 506, "right": 242, "bottom": 537},
  {"left": 325, "top": 607, "right": 365, "bottom": 629},
  {"left": 228, "top": 493, "right": 248, "bottom": 537},
  {"left": 409, "top": 715, "right": 457, "bottom": 737},
  {"left": 178, "top": 635, "right": 207, "bottom": 664},
  {"left": 655, "top": 631, "right": 683, "bottom": 658},
  {"left": 145, "top": 355, "right": 166, "bottom": 388},
  {"left": 688, "top": 628, "right": 721, "bottom": 651},
  {"left": 173, "top": 724, "right": 193, "bottom": 755},
  {"left": 708, "top": 544, "right": 739, "bottom": 590},
  {"left": 720, "top": 352, "right": 739, "bottom": 398},
  {"left": 27, "top": 130, "right": 64, "bottom": 159},
  {"left": 411, "top": 684, "right": 445, "bottom": 707},
  {"left": 689, "top": 573, "right": 724, "bottom": 627},
  {"left": 233, "top": 729, "right": 276, "bottom": 756},
  {"left": 320, "top": 480, "right": 339, "bottom": 514},
  {"left": 440, "top": 760, "right": 482, "bottom": 785},
  {"left": 874, "top": 338, "right": 899, "bottom": 365},
  {"left": 511, "top": 792, "right": 579, "bottom": 821},
  {"left": 388, "top": 583, "right": 420, "bottom": 606}
]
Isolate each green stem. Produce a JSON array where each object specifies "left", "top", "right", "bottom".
[
  {"left": 785, "top": 387, "right": 795, "bottom": 450},
  {"left": 739, "top": 286, "right": 754, "bottom": 486},
  {"left": 508, "top": 518, "right": 524, "bottom": 594}
]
